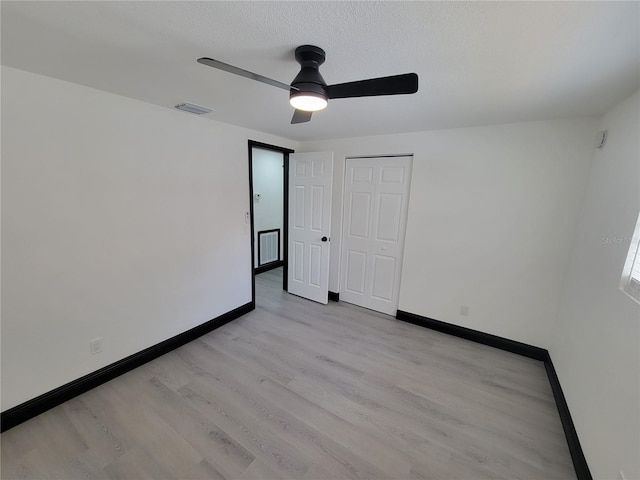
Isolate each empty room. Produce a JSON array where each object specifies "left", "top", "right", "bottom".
[{"left": 1, "top": 2, "right": 639, "bottom": 479}]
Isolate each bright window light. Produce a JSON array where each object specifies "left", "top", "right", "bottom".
[{"left": 620, "top": 211, "right": 640, "bottom": 303}]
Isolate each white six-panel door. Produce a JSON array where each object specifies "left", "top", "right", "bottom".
[
  {"left": 288, "top": 152, "right": 334, "bottom": 304},
  {"left": 340, "top": 156, "right": 412, "bottom": 315}
]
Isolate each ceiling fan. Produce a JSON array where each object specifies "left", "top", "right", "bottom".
[{"left": 197, "top": 45, "right": 418, "bottom": 124}]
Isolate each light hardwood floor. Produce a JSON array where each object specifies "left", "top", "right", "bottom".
[{"left": 1, "top": 268, "right": 576, "bottom": 479}]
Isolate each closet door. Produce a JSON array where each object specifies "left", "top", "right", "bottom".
[{"left": 341, "top": 156, "right": 412, "bottom": 315}]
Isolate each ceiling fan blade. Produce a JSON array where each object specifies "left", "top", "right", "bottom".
[
  {"left": 197, "top": 57, "right": 296, "bottom": 91},
  {"left": 326, "top": 73, "right": 418, "bottom": 99},
  {"left": 291, "top": 110, "right": 312, "bottom": 124}
]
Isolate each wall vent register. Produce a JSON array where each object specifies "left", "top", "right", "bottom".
[
  {"left": 258, "top": 229, "right": 280, "bottom": 266},
  {"left": 174, "top": 102, "right": 213, "bottom": 115}
]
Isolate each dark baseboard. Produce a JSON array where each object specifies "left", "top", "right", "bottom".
[
  {"left": 1, "top": 302, "right": 254, "bottom": 433},
  {"left": 543, "top": 353, "right": 593, "bottom": 480},
  {"left": 255, "top": 260, "right": 284, "bottom": 275},
  {"left": 395, "top": 310, "right": 547, "bottom": 360},
  {"left": 395, "top": 309, "right": 592, "bottom": 480},
  {"left": 328, "top": 291, "right": 339, "bottom": 302}
]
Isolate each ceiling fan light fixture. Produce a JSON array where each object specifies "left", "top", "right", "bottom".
[{"left": 289, "top": 92, "right": 328, "bottom": 112}]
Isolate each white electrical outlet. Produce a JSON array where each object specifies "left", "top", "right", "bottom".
[
  {"left": 90, "top": 337, "right": 102, "bottom": 355},
  {"left": 460, "top": 305, "right": 470, "bottom": 316}
]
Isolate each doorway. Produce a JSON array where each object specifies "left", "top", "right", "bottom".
[
  {"left": 248, "top": 141, "right": 293, "bottom": 305},
  {"left": 340, "top": 155, "right": 413, "bottom": 315}
]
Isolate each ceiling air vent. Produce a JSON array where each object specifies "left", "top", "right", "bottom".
[{"left": 175, "top": 102, "right": 213, "bottom": 115}]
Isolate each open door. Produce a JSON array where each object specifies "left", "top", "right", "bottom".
[{"left": 288, "top": 152, "right": 333, "bottom": 304}]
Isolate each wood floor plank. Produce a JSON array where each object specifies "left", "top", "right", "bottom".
[
  {"left": 103, "top": 447, "right": 176, "bottom": 480},
  {"left": 241, "top": 458, "right": 286, "bottom": 480},
  {"left": 177, "top": 380, "right": 312, "bottom": 479},
  {"left": 1, "top": 408, "right": 89, "bottom": 477},
  {"left": 51, "top": 451, "right": 111, "bottom": 480},
  {"left": 60, "top": 397, "right": 131, "bottom": 469},
  {"left": 119, "top": 373, "right": 255, "bottom": 479},
  {"left": 1, "top": 267, "right": 576, "bottom": 479},
  {"left": 181, "top": 344, "right": 413, "bottom": 477}
]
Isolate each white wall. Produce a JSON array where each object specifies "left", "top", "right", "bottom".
[
  {"left": 302, "top": 117, "right": 598, "bottom": 348},
  {"left": 0, "top": 67, "right": 298, "bottom": 411},
  {"left": 252, "top": 148, "right": 284, "bottom": 267},
  {"left": 4, "top": 65, "right": 636, "bottom": 479},
  {"left": 550, "top": 91, "right": 640, "bottom": 480}
]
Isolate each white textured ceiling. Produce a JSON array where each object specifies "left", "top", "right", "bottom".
[{"left": 2, "top": 1, "right": 639, "bottom": 141}]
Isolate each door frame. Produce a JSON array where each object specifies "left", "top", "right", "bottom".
[{"left": 248, "top": 140, "right": 294, "bottom": 306}]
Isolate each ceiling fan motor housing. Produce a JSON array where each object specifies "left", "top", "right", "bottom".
[{"left": 290, "top": 45, "right": 328, "bottom": 102}]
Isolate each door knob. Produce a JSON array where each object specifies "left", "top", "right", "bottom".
[{"left": 321, "top": 236, "right": 328, "bottom": 242}]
